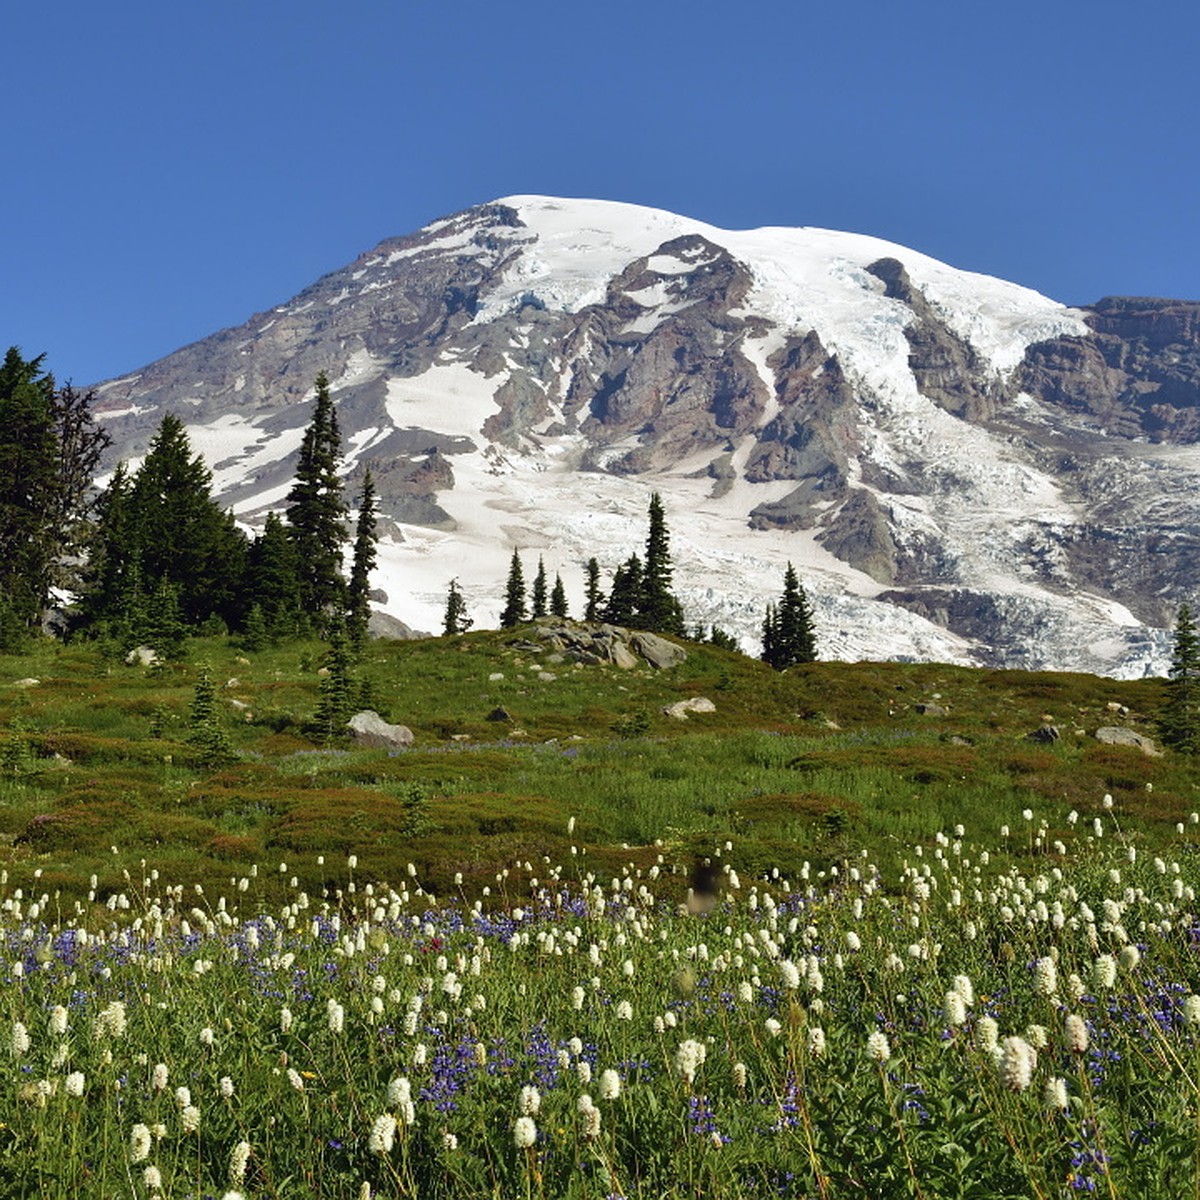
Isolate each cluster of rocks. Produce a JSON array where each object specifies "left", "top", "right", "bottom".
[
  {"left": 513, "top": 620, "right": 689, "bottom": 671},
  {"left": 1027, "top": 722, "right": 1161, "bottom": 756}
]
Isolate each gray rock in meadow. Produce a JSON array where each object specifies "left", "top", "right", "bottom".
[
  {"left": 1027, "top": 725, "right": 1061, "bottom": 743},
  {"left": 10, "top": 678, "right": 39, "bottom": 689},
  {"left": 346, "top": 710, "right": 414, "bottom": 750},
  {"left": 125, "top": 646, "right": 159, "bottom": 667},
  {"left": 629, "top": 631, "right": 688, "bottom": 670},
  {"left": 1093, "top": 726, "right": 1162, "bottom": 756},
  {"left": 664, "top": 697, "right": 716, "bottom": 720},
  {"left": 915, "top": 702, "right": 947, "bottom": 716},
  {"left": 611, "top": 643, "right": 639, "bottom": 670}
]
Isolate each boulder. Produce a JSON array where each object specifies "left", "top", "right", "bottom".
[
  {"left": 1094, "top": 726, "right": 1161, "bottom": 757},
  {"left": 663, "top": 697, "right": 716, "bottom": 720},
  {"left": 125, "top": 645, "right": 159, "bottom": 667},
  {"left": 611, "top": 643, "right": 639, "bottom": 670},
  {"left": 346, "top": 711, "right": 414, "bottom": 750},
  {"left": 629, "top": 631, "right": 688, "bottom": 670}
]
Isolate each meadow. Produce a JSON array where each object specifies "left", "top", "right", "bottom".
[{"left": 0, "top": 625, "right": 1198, "bottom": 1196}]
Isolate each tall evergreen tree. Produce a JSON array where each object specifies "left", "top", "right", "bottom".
[
  {"left": 0, "top": 349, "right": 61, "bottom": 630},
  {"left": 46, "top": 381, "right": 110, "bottom": 596},
  {"left": 0, "top": 349, "right": 109, "bottom": 637},
  {"left": 285, "top": 372, "right": 347, "bottom": 621},
  {"left": 346, "top": 470, "right": 378, "bottom": 651},
  {"left": 76, "top": 415, "right": 245, "bottom": 638},
  {"left": 244, "top": 512, "right": 304, "bottom": 640},
  {"left": 73, "top": 463, "right": 136, "bottom": 636},
  {"left": 442, "top": 578, "right": 472, "bottom": 635},
  {"left": 1161, "top": 603, "right": 1200, "bottom": 753},
  {"left": 127, "top": 413, "right": 247, "bottom": 628},
  {"left": 762, "top": 563, "right": 817, "bottom": 669},
  {"left": 532, "top": 556, "right": 548, "bottom": 618},
  {"left": 550, "top": 573, "right": 568, "bottom": 618},
  {"left": 637, "top": 492, "right": 685, "bottom": 634},
  {"left": 500, "top": 551, "right": 527, "bottom": 628},
  {"left": 583, "top": 557, "right": 603, "bottom": 622}
]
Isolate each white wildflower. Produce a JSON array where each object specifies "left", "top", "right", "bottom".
[
  {"left": 229, "top": 1141, "right": 251, "bottom": 1185},
  {"left": 866, "top": 1031, "right": 890, "bottom": 1062},
  {"left": 369, "top": 1114, "right": 397, "bottom": 1154},
  {"left": 998, "top": 1036, "right": 1036, "bottom": 1091},
  {"left": 975, "top": 1016, "right": 999, "bottom": 1054},
  {"left": 514, "top": 1115, "right": 537, "bottom": 1148},
  {"left": 1045, "top": 1076, "right": 1070, "bottom": 1110}
]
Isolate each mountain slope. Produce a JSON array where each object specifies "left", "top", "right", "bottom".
[{"left": 92, "top": 196, "right": 1200, "bottom": 675}]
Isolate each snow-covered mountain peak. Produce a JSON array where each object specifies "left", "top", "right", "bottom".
[{"left": 91, "top": 196, "right": 1200, "bottom": 677}]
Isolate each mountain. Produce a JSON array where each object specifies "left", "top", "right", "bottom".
[{"left": 90, "top": 196, "right": 1200, "bottom": 675}]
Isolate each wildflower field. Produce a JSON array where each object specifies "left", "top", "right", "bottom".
[
  {"left": 3, "top": 797, "right": 1200, "bottom": 1199},
  {"left": 1, "top": 630, "right": 1198, "bottom": 1197}
]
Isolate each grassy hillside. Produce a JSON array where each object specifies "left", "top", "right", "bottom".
[{"left": 0, "top": 623, "right": 1189, "bottom": 902}]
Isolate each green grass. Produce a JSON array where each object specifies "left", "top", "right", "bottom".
[{"left": 0, "top": 622, "right": 1192, "bottom": 902}]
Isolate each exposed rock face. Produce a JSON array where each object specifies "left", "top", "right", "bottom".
[
  {"left": 1021, "top": 297, "right": 1200, "bottom": 440},
  {"left": 868, "top": 258, "right": 1008, "bottom": 422},
  {"left": 88, "top": 196, "right": 1200, "bottom": 675}
]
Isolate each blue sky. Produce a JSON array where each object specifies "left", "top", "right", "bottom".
[{"left": 4, "top": 0, "right": 1197, "bottom": 385}]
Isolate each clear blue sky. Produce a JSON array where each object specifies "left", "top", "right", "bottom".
[{"left": 4, "top": 0, "right": 1197, "bottom": 386}]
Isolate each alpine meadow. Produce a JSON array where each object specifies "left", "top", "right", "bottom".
[{"left": 4, "top": 182, "right": 1200, "bottom": 1199}]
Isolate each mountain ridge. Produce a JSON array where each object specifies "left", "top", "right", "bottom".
[{"left": 89, "top": 196, "right": 1200, "bottom": 676}]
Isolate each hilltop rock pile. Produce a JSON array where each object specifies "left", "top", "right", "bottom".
[{"left": 515, "top": 620, "right": 688, "bottom": 671}]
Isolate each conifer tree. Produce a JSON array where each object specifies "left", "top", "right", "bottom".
[
  {"left": 77, "top": 415, "right": 246, "bottom": 638},
  {"left": 314, "top": 619, "right": 355, "bottom": 742},
  {"left": 761, "top": 563, "right": 817, "bottom": 669},
  {"left": 637, "top": 492, "right": 685, "bottom": 634},
  {"left": 1161, "top": 603, "right": 1200, "bottom": 753},
  {"left": 532, "top": 556, "right": 548, "bottom": 618},
  {"left": 286, "top": 372, "right": 347, "bottom": 621},
  {"left": 604, "top": 554, "right": 642, "bottom": 625},
  {"left": 346, "top": 470, "right": 378, "bottom": 652},
  {"left": 584, "top": 557, "right": 603, "bottom": 622},
  {"left": 140, "top": 578, "right": 187, "bottom": 661},
  {"left": 0, "top": 348, "right": 62, "bottom": 630},
  {"left": 442, "top": 578, "right": 472, "bottom": 635},
  {"left": 244, "top": 512, "right": 304, "bottom": 640},
  {"left": 188, "top": 663, "right": 234, "bottom": 767},
  {"left": 550, "top": 573, "right": 568, "bottom": 618},
  {"left": 73, "top": 463, "right": 135, "bottom": 637},
  {"left": 127, "top": 413, "right": 247, "bottom": 628},
  {"left": 500, "top": 551, "right": 527, "bottom": 628},
  {"left": 761, "top": 602, "right": 779, "bottom": 668},
  {"left": 0, "top": 349, "right": 108, "bottom": 635}
]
